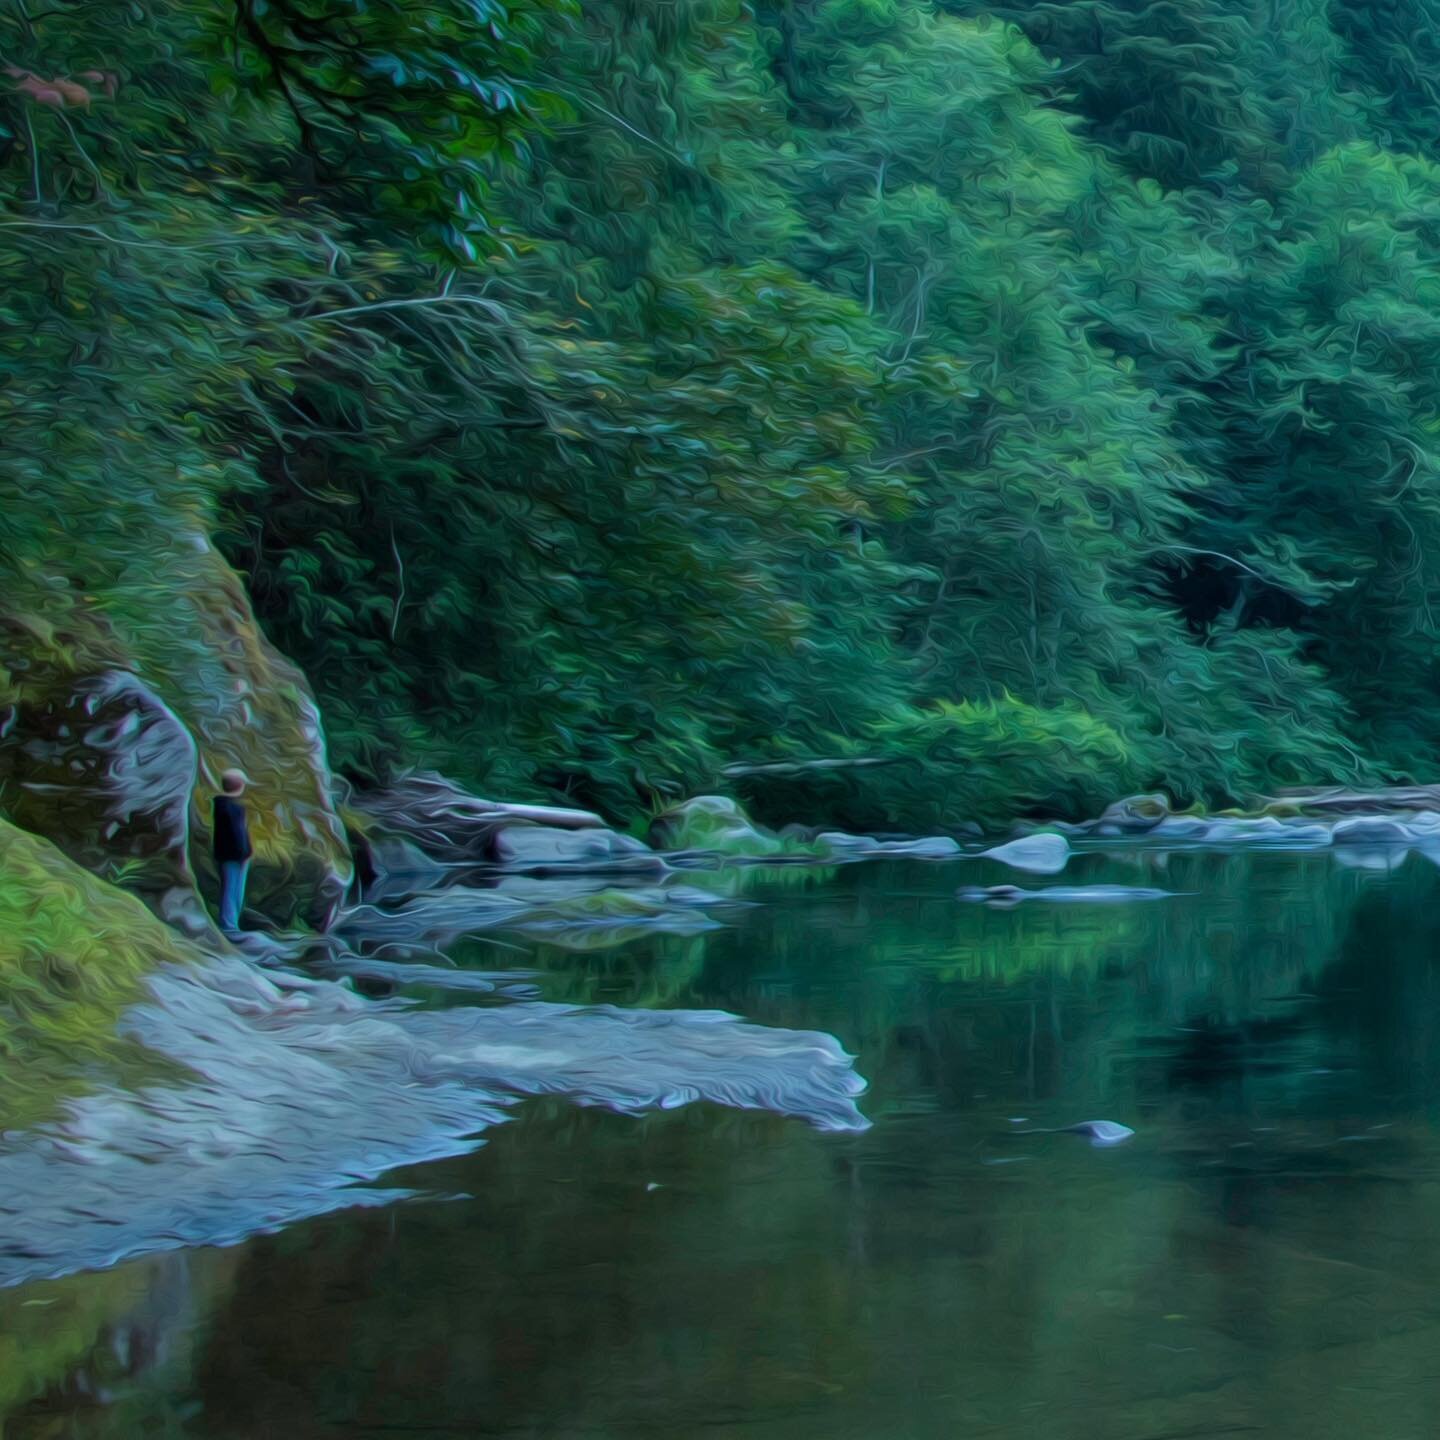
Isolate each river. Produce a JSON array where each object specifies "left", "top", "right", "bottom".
[{"left": 7, "top": 842, "right": 1440, "bottom": 1436}]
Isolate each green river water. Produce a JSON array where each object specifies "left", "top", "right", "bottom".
[{"left": 9, "top": 845, "right": 1440, "bottom": 1438}]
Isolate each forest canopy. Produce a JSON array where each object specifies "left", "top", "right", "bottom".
[{"left": 4, "top": 0, "right": 1440, "bottom": 829}]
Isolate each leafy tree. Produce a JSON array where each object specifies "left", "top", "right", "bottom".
[{"left": 8, "top": 0, "right": 1440, "bottom": 837}]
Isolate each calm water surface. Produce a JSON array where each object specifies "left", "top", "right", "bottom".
[{"left": 11, "top": 845, "right": 1440, "bottom": 1438}]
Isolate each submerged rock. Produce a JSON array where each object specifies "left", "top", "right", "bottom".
[
  {"left": 514, "top": 888, "right": 726, "bottom": 945},
  {"left": 979, "top": 832, "right": 1071, "bottom": 874},
  {"left": 1010, "top": 1119, "right": 1135, "bottom": 1147},
  {"left": 336, "top": 889, "right": 533, "bottom": 947},
  {"left": 486, "top": 873, "right": 629, "bottom": 904},
  {"left": 315, "top": 953, "right": 543, "bottom": 998},
  {"left": 1331, "top": 845, "right": 1412, "bottom": 872},
  {"left": 958, "top": 884, "right": 1177, "bottom": 905},
  {"left": 1062, "top": 1120, "right": 1135, "bottom": 1147},
  {"left": 335, "top": 879, "right": 735, "bottom": 950}
]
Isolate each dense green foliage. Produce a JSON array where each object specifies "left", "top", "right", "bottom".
[{"left": 7, "top": 0, "right": 1440, "bottom": 827}]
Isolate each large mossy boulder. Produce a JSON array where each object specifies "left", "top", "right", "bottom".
[
  {"left": 1092, "top": 793, "right": 1173, "bottom": 836},
  {"left": 647, "top": 795, "right": 792, "bottom": 857},
  {"left": 0, "top": 539, "right": 351, "bottom": 931},
  {"left": 151, "top": 543, "right": 352, "bottom": 929},
  {"left": 0, "top": 819, "right": 205, "bottom": 1132}
]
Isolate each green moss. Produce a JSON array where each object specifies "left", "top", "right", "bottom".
[
  {"left": 0, "top": 820, "right": 201, "bottom": 1133},
  {"left": 650, "top": 796, "right": 823, "bottom": 858}
]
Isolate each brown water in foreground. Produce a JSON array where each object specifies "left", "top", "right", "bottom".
[{"left": 8, "top": 846, "right": 1440, "bottom": 1438}]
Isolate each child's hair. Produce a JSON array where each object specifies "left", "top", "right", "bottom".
[{"left": 220, "top": 768, "right": 248, "bottom": 795}]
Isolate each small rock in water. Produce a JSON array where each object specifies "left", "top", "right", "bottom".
[
  {"left": 1065, "top": 1120, "right": 1135, "bottom": 1147},
  {"left": 978, "top": 833, "right": 1070, "bottom": 874},
  {"left": 1011, "top": 1118, "right": 1136, "bottom": 1146},
  {"left": 817, "top": 832, "right": 962, "bottom": 860},
  {"left": 1331, "top": 816, "right": 1413, "bottom": 846}
]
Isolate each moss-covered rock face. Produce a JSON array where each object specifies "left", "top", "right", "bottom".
[
  {"left": 0, "top": 533, "right": 351, "bottom": 931},
  {"left": 647, "top": 795, "right": 797, "bottom": 857},
  {"left": 0, "top": 670, "right": 209, "bottom": 935},
  {"left": 172, "top": 545, "right": 352, "bottom": 929},
  {"left": 0, "top": 819, "right": 202, "bottom": 1133}
]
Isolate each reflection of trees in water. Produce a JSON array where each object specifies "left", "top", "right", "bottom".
[
  {"left": 483, "top": 852, "right": 1393, "bottom": 1134},
  {"left": 410, "top": 852, "right": 1393, "bottom": 1131},
  {"left": 1136, "top": 862, "right": 1440, "bottom": 1209},
  {"left": 0, "top": 1250, "right": 238, "bottom": 1438},
  {"left": 19, "top": 853, "right": 1440, "bottom": 1439},
  {"left": 1130, "top": 861, "right": 1440, "bottom": 1339},
  {"left": 1312, "top": 877, "right": 1440, "bottom": 1104},
  {"left": 734, "top": 852, "right": 1376, "bottom": 1121}
]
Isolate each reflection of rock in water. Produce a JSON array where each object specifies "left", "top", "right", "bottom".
[{"left": 0, "top": 957, "right": 869, "bottom": 1289}]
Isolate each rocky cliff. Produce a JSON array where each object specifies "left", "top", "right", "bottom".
[{"left": 0, "top": 527, "right": 351, "bottom": 932}]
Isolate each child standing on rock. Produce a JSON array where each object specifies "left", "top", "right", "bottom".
[{"left": 212, "top": 769, "right": 253, "bottom": 937}]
